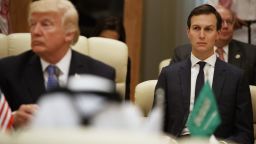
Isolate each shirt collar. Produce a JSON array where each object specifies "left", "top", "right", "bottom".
[
  {"left": 41, "top": 49, "right": 72, "bottom": 74},
  {"left": 214, "top": 44, "right": 229, "bottom": 54},
  {"left": 191, "top": 52, "right": 217, "bottom": 67}
]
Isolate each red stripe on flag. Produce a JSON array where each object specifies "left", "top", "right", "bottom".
[
  {"left": 7, "top": 115, "right": 14, "bottom": 129},
  {"left": 0, "top": 94, "right": 14, "bottom": 131},
  {"left": 1, "top": 104, "right": 9, "bottom": 128},
  {"left": 0, "top": 102, "right": 7, "bottom": 128}
]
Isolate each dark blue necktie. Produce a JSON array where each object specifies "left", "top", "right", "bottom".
[
  {"left": 195, "top": 61, "right": 206, "bottom": 101},
  {"left": 46, "top": 65, "right": 59, "bottom": 90}
]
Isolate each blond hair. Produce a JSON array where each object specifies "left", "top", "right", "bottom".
[{"left": 28, "top": 0, "right": 80, "bottom": 44}]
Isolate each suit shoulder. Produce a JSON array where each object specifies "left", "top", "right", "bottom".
[
  {"left": 220, "top": 60, "right": 244, "bottom": 75},
  {"left": 162, "top": 59, "right": 187, "bottom": 73},
  {"left": 0, "top": 50, "right": 35, "bottom": 67},
  {"left": 72, "top": 51, "right": 114, "bottom": 71},
  {"left": 232, "top": 40, "right": 256, "bottom": 62},
  {"left": 172, "top": 44, "right": 191, "bottom": 64},
  {"left": 232, "top": 39, "right": 256, "bottom": 50}
]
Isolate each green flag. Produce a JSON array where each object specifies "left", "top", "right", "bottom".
[{"left": 187, "top": 81, "right": 221, "bottom": 137}]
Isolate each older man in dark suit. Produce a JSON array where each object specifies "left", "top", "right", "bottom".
[
  {"left": 171, "top": 5, "right": 256, "bottom": 85},
  {"left": 155, "top": 4, "right": 254, "bottom": 144},
  {"left": 0, "top": 0, "right": 115, "bottom": 128}
]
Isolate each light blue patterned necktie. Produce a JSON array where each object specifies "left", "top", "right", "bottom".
[{"left": 46, "top": 65, "right": 59, "bottom": 90}]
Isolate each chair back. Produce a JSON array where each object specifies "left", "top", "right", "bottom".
[
  {"left": 134, "top": 80, "right": 157, "bottom": 116},
  {"left": 249, "top": 85, "right": 256, "bottom": 141},
  {"left": 7, "top": 33, "right": 31, "bottom": 56},
  {"left": 0, "top": 34, "right": 8, "bottom": 56},
  {"left": 88, "top": 37, "right": 128, "bottom": 97},
  {"left": 159, "top": 58, "right": 171, "bottom": 74}
]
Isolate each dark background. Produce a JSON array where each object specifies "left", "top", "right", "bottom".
[{"left": 70, "top": 0, "right": 124, "bottom": 37}]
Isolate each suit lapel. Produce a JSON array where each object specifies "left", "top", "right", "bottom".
[
  {"left": 68, "top": 50, "right": 89, "bottom": 76},
  {"left": 212, "top": 59, "right": 227, "bottom": 100},
  {"left": 23, "top": 54, "right": 45, "bottom": 102},
  {"left": 179, "top": 58, "right": 191, "bottom": 109},
  {"left": 228, "top": 40, "right": 242, "bottom": 67}
]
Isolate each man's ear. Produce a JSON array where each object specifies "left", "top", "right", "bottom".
[
  {"left": 186, "top": 27, "right": 190, "bottom": 39},
  {"left": 65, "top": 31, "right": 75, "bottom": 43}
]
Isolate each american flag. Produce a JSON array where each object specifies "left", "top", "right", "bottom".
[
  {"left": 0, "top": 0, "right": 10, "bottom": 34},
  {"left": 0, "top": 93, "right": 14, "bottom": 132}
]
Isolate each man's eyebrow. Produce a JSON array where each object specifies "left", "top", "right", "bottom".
[{"left": 191, "top": 24, "right": 216, "bottom": 28}]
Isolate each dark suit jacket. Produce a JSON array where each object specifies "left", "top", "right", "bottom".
[
  {"left": 156, "top": 58, "right": 254, "bottom": 144},
  {"left": 171, "top": 40, "right": 256, "bottom": 85},
  {"left": 0, "top": 50, "right": 115, "bottom": 111}
]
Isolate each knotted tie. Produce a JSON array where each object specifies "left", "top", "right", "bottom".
[
  {"left": 195, "top": 61, "right": 206, "bottom": 101},
  {"left": 46, "top": 65, "right": 59, "bottom": 90},
  {"left": 215, "top": 47, "right": 225, "bottom": 61}
]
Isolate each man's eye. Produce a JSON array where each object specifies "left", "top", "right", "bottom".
[
  {"left": 193, "top": 27, "right": 200, "bottom": 31},
  {"left": 30, "top": 22, "right": 36, "bottom": 27},
  {"left": 42, "top": 22, "right": 51, "bottom": 27},
  {"left": 41, "top": 20, "right": 54, "bottom": 28},
  {"left": 205, "top": 28, "right": 213, "bottom": 32}
]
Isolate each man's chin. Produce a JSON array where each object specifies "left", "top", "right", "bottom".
[
  {"left": 194, "top": 46, "right": 214, "bottom": 53},
  {"left": 32, "top": 47, "right": 46, "bottom": 54},
  {"left": 219, "top": 34, "right": 232, "bottom": 39},
  {"left": 196, "top": 46, "right": 208, "bottom": 51}
]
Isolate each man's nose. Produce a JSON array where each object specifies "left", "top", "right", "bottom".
[
  {"left": 199, "top": 30, "right": 205, "bottom": 38},
  {"left": 31, "top": 24, "right": 42, "bottom": 35},
  {"left": 222, "top": 21, "right": 229, "bottom": 28}
]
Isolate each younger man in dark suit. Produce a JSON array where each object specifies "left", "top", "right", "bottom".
[
  {"left": 0, "top": 0, "right": 115, "bottom": 128},
  {"left": 155, "top": 4, "right": 254, "bottom": 144},
  {"left": 171, "top": 5, "right": 256, "bottom": 85}
]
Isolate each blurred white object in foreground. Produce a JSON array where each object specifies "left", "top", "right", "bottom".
[
  {"left": 30, "top": 74, "right": 164, "bottom": 134},
  {"left": 9, "top": 128, "right": 174, "bottom": 144},
  {"left": 68, "top": 74, "right": 115, "bottom": 93}
]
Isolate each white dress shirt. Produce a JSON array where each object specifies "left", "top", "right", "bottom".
[
  {"left": 41, "top": 49, "right": 72, "bottom": 88},
  {"left": 182, "top": 53, "right": 217, "bottom": 135}
]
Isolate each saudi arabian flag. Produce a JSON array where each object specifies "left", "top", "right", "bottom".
[{"left": 187, "top": 81, "right": 221, "bottom": 137}]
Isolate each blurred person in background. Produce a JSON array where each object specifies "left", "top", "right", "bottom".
[
  {"left": 202, "top": 0, "right": 256, "bottom": 45},
  {"left": 94, "top": 16, "right": 131, "bottom": 100},
  {"left": 229, "top": 0, "right": 256, "bottom": 45}
]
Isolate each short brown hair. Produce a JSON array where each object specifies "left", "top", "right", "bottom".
[{"left": 187, "top": 4, "right": 222, "bottom": 31}]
